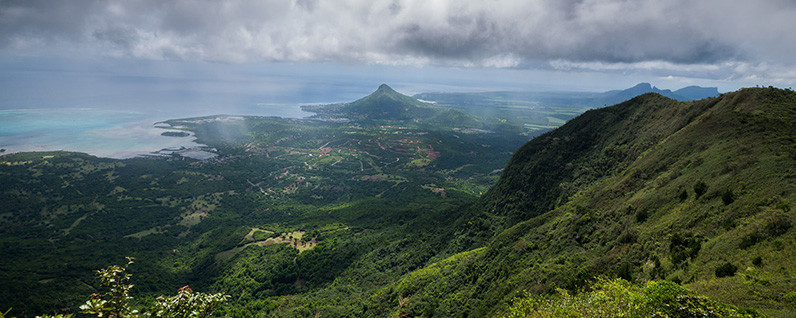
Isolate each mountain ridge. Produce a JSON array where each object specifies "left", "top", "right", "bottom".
[
  {"left": 412, "top": 82, "right": 722, "bottom": 118},
  {"left": 365, "top": 87, "right": 796, "bottom": 317},
  {"left": 3, "top": 85, "right": 793, "bottom": 317},
  {"left": 599, "top": 82, "right": 721, "bottom": 102},
  {"left": 674, "top": 85, "right": 721, "bottom": 100}
]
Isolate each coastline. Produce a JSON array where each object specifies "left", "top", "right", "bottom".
[
  {"left": 0, "top": 105, "right": 316, "bottom": 160},
  {"left": 0, "top": 109, "right": 212, "bottom": 159}
]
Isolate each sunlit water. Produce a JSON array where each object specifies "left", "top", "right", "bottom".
[{"left": 0, "top": 105, "right": 310, "bottom": 159}]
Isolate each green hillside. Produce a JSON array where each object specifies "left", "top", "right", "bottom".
[
  {"left": 3, "top": 87, "right": 795, "bottom": 317},
  {"left": 0, "top": 105, "right": 528, "bottom": 317},
  {"left": 425, "top": 109, "right": 483, "bottom": 128},
  {"left": 364, "top": 87, "right": 796, "bottom": 317}
]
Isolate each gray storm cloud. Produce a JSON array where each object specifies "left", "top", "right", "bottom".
[{"left": 2, "top": 0, "right": 796, "bottom": 83}]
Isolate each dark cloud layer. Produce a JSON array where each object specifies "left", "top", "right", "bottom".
[{"left": 2, "top": 0, "right": 795, "bottom": 84}]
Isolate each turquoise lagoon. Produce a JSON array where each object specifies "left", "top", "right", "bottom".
[{"left": 0, "top": 106, "right": 308, "bottom": 159}]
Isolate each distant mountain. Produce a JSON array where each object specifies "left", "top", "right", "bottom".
[
  {"left": 674, "top": 85, "right": 721, "bottom": 100},
  {"left": 598, "top": 82, "right": 681, "bottom": 102},
  {"left": 302, "top": 84, "right": 439, "bottom": 120},
  {"left": 595, "top": 82, "right": 720, "bottom": 105},
  {"left": 415, "top": 83, "right": 722, "bottom": 110}
]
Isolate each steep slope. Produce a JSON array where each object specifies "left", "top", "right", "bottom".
[
  {"left": 460, "top": 92, "right": 709, "bottom": 242},
  {"left": 367, "top": 88, "right": 796, "bottom": 317}
]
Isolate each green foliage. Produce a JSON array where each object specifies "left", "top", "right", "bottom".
[
  {"left": 693, "top": 181, "right": 708, "bottom": 198},
  {"left": 4, "top": 87, "right": 796, "bottom": 317},
  {"left": 211, "top": 244, "right": 300, "bottom": 299},
  {"left": 715, "top": 262, "right": 738, "bottom": 278},
  {"left": 144, "top": 286, "right": 229, "bottom": 318},
  {"left": 722, "top": 189, "right": 736, "bottom": 205},
  {"left": 81, "top": 257, "right": 138, "bottom": 318},
  {"left": 0, "top": 104, "right": 525, "bottom": 315},
  {"left": 370, "top": 88, "right": 796, "bottom": 317},
  {"left": 678, "top": 188, "right": 688, "bottom": 201},
  {"left": 501, "top": 278, "right": 759, "bottom": 318},
  {"left": 783, "top": 291, "right": 796, "bottom": 304},
  {"left": 78, "top": 258, "right": 228, "bottom": 318},
  {"left": 634, "top": 209, "right": 648, "bottom": 223},
  {"left": 669, "top": 233, "right": 702, "bottom": 266},
  {"left": 1, "top": 308, "right": 74, "bottom": 318},
  {"left": 251, "top": 230, "right": 277, "bottom": 241},
  {"left": 2, "top": 259, "right": 228, "bottom": 318},
  {"left": 740, "top": 214, "right": 792, "bottom": 248}
]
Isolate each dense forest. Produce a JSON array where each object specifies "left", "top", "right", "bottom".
[{"left": 2, "top": 86, "right": 795, "bottom": 317}]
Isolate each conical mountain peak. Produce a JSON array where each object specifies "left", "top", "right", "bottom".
[
  {"left": 377, "top": 83, "right": 395, "bottom": 92},
  {"left": 302, "top": 84, "right": 439, "bottom": 120},
  {"left": 342, "top": 84, "right": 436, "bottom": 120},
  {"left": 368, "top": 84, "right": 403, "bottom": 100},
  {"left": 357, "top": 84, "right": 409, "bottom": 102}
]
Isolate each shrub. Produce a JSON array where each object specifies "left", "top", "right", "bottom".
[
  {"left": 501, "top": 278, "right": 761, "bottom": 318},
  {"left": 741, "top": 216, "right": 792, "bottom": 249},
  {"left": 693, "top": 181, "right": 707, "bottom": 198},
  {"left": 752, "top": 256, "right": 763, "bottom": 266},
  {"left": 783, "top": 291, "right": 796, "bottom": 304},
  {"left": 765, "top": 215, "right": 792, "bottom": 237},
  {"left": 715, "top": 262, "right": 738, "bottom": 278},
  {"left": 669, "top": 233, "right": 702, "bottom": 266},
  {"left": 37, "top": 258, "right": 231, "bottom": 318},
  {"left": 618, "top": 229, "right": 637, "bottom": 244},
  {"left": 146, "top": 286, "right": 230, "bottom": 318},
  {"left": 678, "top": 189, "right": 688, "bottom": 202},
  {"left": 722, "top": 189, "right": 735, "bottom": 205},
  {"left": 616, "top": 262, "right": 633, "bottom": 281},
  {"left": 740, "top": 231, "right": 763, "bottom": 249},
  {"left": 635, "top": 209, "right": 648, "bottom": 223},
  {"left": 80, "top": 258, "right": 137, "bottom": 318},
  {"left": 649, "top": 255, "right": 664, "bottom": 279}
]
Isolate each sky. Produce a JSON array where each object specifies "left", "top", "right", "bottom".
[{"left": 2, "top": 0, "right": 796, "bottom": 114}]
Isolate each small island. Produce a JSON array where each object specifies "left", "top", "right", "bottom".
[{"left": 161, "top": 131, "right": 190, "bottom": 137}]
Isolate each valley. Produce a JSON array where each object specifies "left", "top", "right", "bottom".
[
  {"left": 0, "top": 85, "right": 531, "bottom": 317},
  {"left": 1, "top": 85, "right": 795, "bottom": 317}
]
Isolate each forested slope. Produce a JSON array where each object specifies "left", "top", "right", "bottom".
[
  {"left": 367, "top": 87, "right": 796, "bottom": 317},
  {"left": 3, "top": 87, "right": 795, "bottom": 317}
]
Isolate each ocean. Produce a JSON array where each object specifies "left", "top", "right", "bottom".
[
  {"left": 0, "top": 105, "right": 311, "bottom": 159},
  {"left": 0, "top": 59, "right": 471, "bottom": 160}
]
